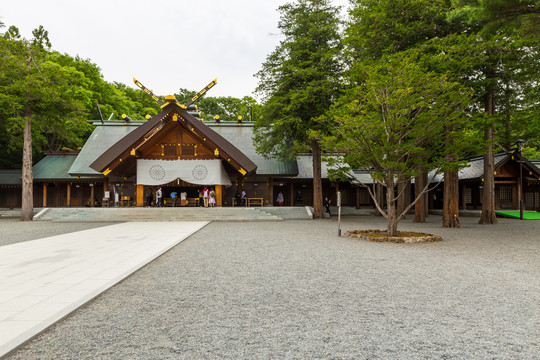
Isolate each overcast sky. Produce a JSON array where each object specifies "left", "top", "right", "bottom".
[{"left": 0, "top": 0, "right": 349, "bottom": 100}]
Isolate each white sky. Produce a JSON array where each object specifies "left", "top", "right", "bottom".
[{"left": 0, "top": 0, "right": 349, "bottom": 100}]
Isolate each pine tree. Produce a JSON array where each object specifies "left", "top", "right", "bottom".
[{"left": 254, "top": 0, "right": 343, "bottom": 218}]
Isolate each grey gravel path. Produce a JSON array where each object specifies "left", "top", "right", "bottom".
[
  {"left": 0, "top": 219, "right": 117, "bottom": 246},
  {"left": 4, "top": 216, "right": 539, "bottom": 359}
]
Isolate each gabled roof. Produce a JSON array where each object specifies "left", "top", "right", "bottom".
[
  {"left": 90, "top": 103, "right": 257, "bottom": 176},
  {"left": 457, "top": 152, "right": 509, "bottom": 180},
  {"left": 430, "top": 151, "right": 540, "bottom": 182},
  {"left": 69, "top": 122, "right": 140, "bottom": 177}
]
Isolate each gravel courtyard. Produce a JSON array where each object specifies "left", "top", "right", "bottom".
[{"left": 4, "top": 216, "right": 539, "bottom": 359}]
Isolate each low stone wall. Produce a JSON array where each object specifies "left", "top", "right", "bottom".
[{"left": 345, "top": 229, "right": 442, "bottom": 243}]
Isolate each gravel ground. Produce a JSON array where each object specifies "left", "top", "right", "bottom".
[
  {"left": 4, "top": 216, "right": 540, "bottom": 359},
  {"left": 0, "top": 218, "right": 117, "bottom": 246}
]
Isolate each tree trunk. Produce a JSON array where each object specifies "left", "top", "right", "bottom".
[
  {"left": 386, "top": 180, "right": 398, "bottom": 236},
  {"left": 312, "top": 140, "right": 323, "bottom": 219},
  {"left": 479, "top": 88, "right": 498, "bottom": 225},
  {"left": 442, "top": 171, "right": 460, "bottom": 228},
  {"left": 414, "top": 172, "right": 427, "bottom": 222},
  {"left": 21, "top": 115, "right": 34, "bottom": 221}
]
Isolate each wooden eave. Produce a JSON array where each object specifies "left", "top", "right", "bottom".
[
  {"left": 90, "top": 102, "right": 257, "bottom": 176},
  {"left": 494, "top": 152, "right": 540, "bottom": 180}
]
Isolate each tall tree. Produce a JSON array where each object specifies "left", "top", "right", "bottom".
[
  {"left": 0, "top": 28, "right": 88, "bottom": 220},
  {"left": 447, "top": 0, "right": 540, "bottom": 224},
  {"left": 318, "top": 58, "right": 471, "bottom": 236},
  {"left": 254, "top": 0, "right": 343, "bottom": 218},
  {"left": 345, "top": 0, "right": 465, "bottom": 224}
]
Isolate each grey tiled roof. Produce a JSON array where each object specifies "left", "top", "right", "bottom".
[
  {"left": 295, "top": 155, "right": 330, "bottom": 179},
  {"left": 68, "top": 121, "right": 296, "bottom": 177},
  {"left": 69, "top": 122, "right": 139, "bottom": 176},
  {"left": 210, "top": 125, "right": 298, "bottom": 176},
  {"left": 458, "top": 153, "right": 509, "bottom": 180}
]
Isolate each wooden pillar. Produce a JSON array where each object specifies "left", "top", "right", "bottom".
[
  {"left": 215, "top": 185, "right": 223, "bottom": 206},
  {"left": 136, "top": 184, "right": 144, "bottom": 207},
  {"left": 268, "top": 177, "right": 273, "bottom": 206},
  {"left": 516, "top": 180, "right": 521, "bottom": 210},
  {"left": 67, "top": 183, "right": 71, "bottom": 207},
  {"left": 42, "top": 183, "right": 47, "bottom": 207},
  {"left": 461, "top": 183, "right": 467, "bottom": 210},
  {"left": 290, "top": 182, "right": 294, "bottom": 206},
  {"left": 356, "top": 186, "right": 360, "bottom": 209},
  {"left": 91, "top": 183, "right": 95, "bottom": 207}
]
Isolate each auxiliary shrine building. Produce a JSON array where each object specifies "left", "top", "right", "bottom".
[{"left": 1, "top": 93, "right": 540, "bottom": 211}]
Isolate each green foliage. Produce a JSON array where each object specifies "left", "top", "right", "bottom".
[
  {"left": 253, "top": 0, "right": 343, "bottom": 159},
  {"left": 0, "top": 23, "right": 165, "bottom": 168},
  {"left": 0, "top": 34, "right": 90, "bottom": 167},
  {"left": 318, "top": 58, "right": 473, "bottom": 182},
  {"left": 346, "top": 0, "right": 461, "bottom": 61},
  {"left": 446, "top": 0, "right": 540, "bottom": 153}
]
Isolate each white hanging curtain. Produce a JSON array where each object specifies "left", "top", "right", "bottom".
[{"left": 137, "top": 159, "right": 232, "bottom": 186}]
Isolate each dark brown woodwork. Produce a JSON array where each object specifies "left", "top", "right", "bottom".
[{"left": 91, "top": 104, "right": 256, "bottom": 177}]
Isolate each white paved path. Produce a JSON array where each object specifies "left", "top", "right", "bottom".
[{"left": 0, "top": 221, "right": 208, "bottom": 357}]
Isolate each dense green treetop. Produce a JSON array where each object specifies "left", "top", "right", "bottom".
[{"left": 253, "top": 0, "right": 344, "bottom": 159}]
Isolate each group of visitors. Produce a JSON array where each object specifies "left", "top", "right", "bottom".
[
  {"left": 145, "top": 187, "right": 332, "bottom": 215},
  {"left": 146, "top": 187, "right": 164, "bottom": 207},
  {"left": 234, "top": 190, "right": 247, "bottom": 206},
  {"left": 145, "top": 187, "right": 217, "bottom": 207},
  {"left": 198, "top": 187, "right": 216, "bottom": 207}
]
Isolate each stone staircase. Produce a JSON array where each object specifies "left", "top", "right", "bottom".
[{"left": 34, "top": 206, "right": 315, "bottom": 222}]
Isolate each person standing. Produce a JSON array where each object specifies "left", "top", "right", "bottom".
[
  {"left": 198, "top": 188, "right": 203, "bottom": 207},
  {"left": 324, "top": 196, "right": 331, "bottom": 216},
  {"left": 146, "top": 188, "right": 153, "bottom": 207},
  {"left": 203, "top": 186, "right": 209, "bottom": 207},
  {"left": 180, "top": 191, "right": 187, "bottom": 206},
  {"left": 209, "top": 188, "right": 216, "bottom": 207},
  {"left": 241, "top": 190, "right": 247, "bottom": 206},
  {"left": 276, "top": 192, "right": 284, "bottom": 206},
  {"left": 170, "top": 191, "right": 177, "bottom": 207},
  {"left": 156, "top": 187, "right": 163, "bottom": 207}
]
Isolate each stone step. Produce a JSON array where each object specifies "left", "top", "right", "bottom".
[{"left": 38, "top": 207, "right": 288, "bottom": 222}]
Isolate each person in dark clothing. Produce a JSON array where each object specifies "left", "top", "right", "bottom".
[
  {"left": 198, "top": 188, "right": 204, "bottom": 207},
  {"left": 146, "top": 189, "right": 153, "bottom": 207},
  {"left": 234, "top": 191, "right": 241, "bottom": 206},
  {"left": 324, "top": 196, "right": 331, "bottom": 216}
]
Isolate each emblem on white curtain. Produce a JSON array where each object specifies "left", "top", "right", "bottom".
[
  {"left": 192, "top": 165, "right": 208, "bottom": 180},
  {"left": 149, "top": 165, "right": 166, "bottom": 180}
]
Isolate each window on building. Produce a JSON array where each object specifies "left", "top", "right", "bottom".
[
  {"left": 163, "top": 145, "right": 177, "bottom": 156},
  {"left": 182, "top": 145, "right": 195, "bottom": 156}
]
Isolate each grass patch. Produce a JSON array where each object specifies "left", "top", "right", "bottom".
[{"left": 495, "top": 210, "right": 540, "bottom": 220}]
